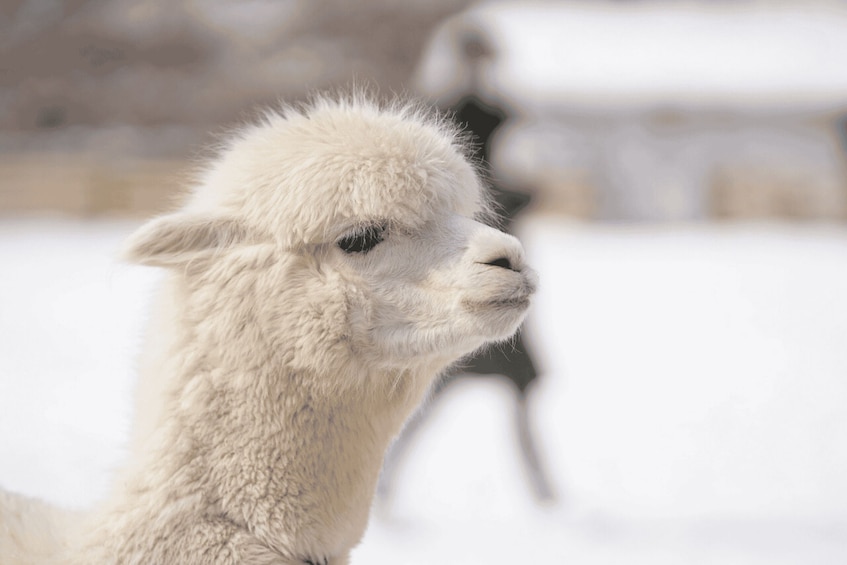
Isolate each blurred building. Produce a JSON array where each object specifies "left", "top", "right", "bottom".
[
  {"left": 3, "top": 0, "right": 847, "bottom": 221},
  {"left": 417, "top": 0, "right": 847, "bottom": 221},
  {"left": 0, "top": 0, "right": 471, "bottom": 216}
]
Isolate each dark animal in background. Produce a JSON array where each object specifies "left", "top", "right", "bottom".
[{"left": 379, "top": 29, "right": 555, "bottom": 503}]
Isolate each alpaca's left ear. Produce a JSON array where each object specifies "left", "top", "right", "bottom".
[{"left": 123, "top": 213, "right": 254, "bottom": 267}]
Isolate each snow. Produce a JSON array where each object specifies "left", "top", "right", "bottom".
[{"left": 2, "top": 217, "right": 847, "bottom": 563}]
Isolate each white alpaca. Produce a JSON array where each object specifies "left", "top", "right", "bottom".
[{"left": 0, "top": 95, "right": 537, "bottom": 564}]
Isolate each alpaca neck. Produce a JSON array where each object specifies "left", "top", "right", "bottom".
[
  {"left": 127, "top": 285, "right": 436, "bottom": 557},
  {"left": 152, "top": 361, "right": 418, "bottom": 556}
]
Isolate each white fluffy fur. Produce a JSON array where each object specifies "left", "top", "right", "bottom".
[{"left": 1, "top": 95, "right": 537, "bottom": 564}]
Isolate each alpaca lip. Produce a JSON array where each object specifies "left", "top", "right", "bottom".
[
  {"left": 488, "top": 296, "right": 531, "bottom": 308},
  {"left": 464, "top": 294, "right": 531, "bottom": 311}
]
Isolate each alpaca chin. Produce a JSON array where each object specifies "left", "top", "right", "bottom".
[
  {"left": 470, "top": 297, "right": 533, "bottom": 338},
  {"left": 463, "top": 264, "right": 538, "bottom": 339}
]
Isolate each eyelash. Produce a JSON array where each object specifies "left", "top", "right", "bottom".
[{"left": 336, "top": 223, "right": 387, "bottom": 254}]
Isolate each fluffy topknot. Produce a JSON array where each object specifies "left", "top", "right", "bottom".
[{"left": 185, "top": 94, "right": 490, "bottom": 249}]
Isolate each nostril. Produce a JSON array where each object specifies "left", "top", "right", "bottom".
[{"left": 484, "top": 256, "right": 514, "bottom": 271}]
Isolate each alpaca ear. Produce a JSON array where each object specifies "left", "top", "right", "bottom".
[{"left": 123, "top": 213, "right": 253, "bottom": 267}]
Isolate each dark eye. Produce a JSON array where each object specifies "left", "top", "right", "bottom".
[{"left": 336, "top": 223, "right": 386, "bottom": 254}]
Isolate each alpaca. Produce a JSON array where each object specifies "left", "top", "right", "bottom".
[{"left": 0, "top": 95, "right": 537, "bottom": 564}]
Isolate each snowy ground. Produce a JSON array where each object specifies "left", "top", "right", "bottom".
[{"left": 1, "top": 217, "right": 846, "bottom": 564}]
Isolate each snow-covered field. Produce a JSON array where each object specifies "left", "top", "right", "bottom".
[{"left": 1, "top": 217, "right": 846, "bottom": 564}]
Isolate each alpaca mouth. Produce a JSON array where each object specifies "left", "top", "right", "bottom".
[
  {"left": 487, "top": 296, "right": 531, "bottom": 308},
  {"left": 465, "top": 270, "right": 537, "bottom": 312},
  {"left": 463, "top": 294, "right": 532, "bottom": 312}
]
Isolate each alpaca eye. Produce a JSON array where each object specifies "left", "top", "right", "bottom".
[{"left": 337, "top": 223, "right": 386, "bottom": 254}]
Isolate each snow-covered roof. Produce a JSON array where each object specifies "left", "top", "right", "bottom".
[{"left": 420, "top": 1, "right": 847, "bottom": 110}]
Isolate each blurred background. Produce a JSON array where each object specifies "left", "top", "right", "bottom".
[{"left": 2, "top": 0, "right": 847, "bottom": 563}]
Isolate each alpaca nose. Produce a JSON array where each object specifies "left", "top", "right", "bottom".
[
  {"left": 484, "top": 256, "right": 515, "bottom": 271},
  {"left": 474, "top": 231, "right": 526, "bottom": 273},
  {"left": 457, "top": 216, "right": 527, "bottom": 273}
]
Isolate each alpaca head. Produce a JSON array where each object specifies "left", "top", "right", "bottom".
[{"left": 124, "top": 96, "right": 536, "bottom": 390}]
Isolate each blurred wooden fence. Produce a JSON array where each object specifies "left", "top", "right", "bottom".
[
  {"left": 2, "top": 156, "right": 845, "bottom": 221},
  {"left": 0, "top": 156, "right": 185, "bottom": 217}
]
